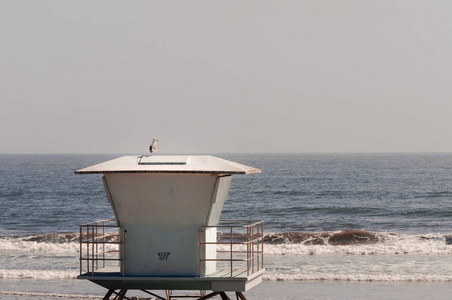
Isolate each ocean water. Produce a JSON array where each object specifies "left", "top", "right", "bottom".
[{"left": 1, "top": 153, "right": 452, "bottom": 299}]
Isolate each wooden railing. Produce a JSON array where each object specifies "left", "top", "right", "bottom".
[
  {"left": 79, "top": 220, "right": 125, "bottom": 276},
  {"left": 199, "top": 220, "right": 264, "bottom": 277}
]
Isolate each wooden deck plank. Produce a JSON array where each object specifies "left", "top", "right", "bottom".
[
  {"left": 82, "top": 267, "right": 252, "bottom": 279},
  {"left": 78, "top": 268, "right": 264, "bottom": 292},
  {"left": 205, "top": 269, "right": 248, "bottom": 278}
]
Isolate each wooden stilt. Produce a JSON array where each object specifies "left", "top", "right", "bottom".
[
  {"left": 140, "top": 289, "right": 167, "bottom": 300},
  {"left": 197, "top": 291, "right": 220, "bottom": 300},
  {"left": 165, "top": 290, "right": 209, "bottom": 299},
  {"left": 117, "top": 289, "right": 127, "bottom": 300},
  {"left": 219, "top": 292, "right": 231, "bottom": 300},
  {"left": 103, "top": 290, "right": 114, "bottom": 300},
  {"left": 103, "top": 289, "right": 244, "bottom": 300}
]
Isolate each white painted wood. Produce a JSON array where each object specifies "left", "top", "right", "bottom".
[
  {"left": 104, "top": 173, "right": 217, "bottom": 226},
  {"left": 75, "top": 155, "right": 260, "bottom": 174},
  {"left": 103, "top": 173, "right": 218, "bottom": 276},
  {"left": 206, "top": 176, "right": 232, "bottom": 226}
]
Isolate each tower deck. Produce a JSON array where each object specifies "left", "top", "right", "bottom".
[{"left": 78, "top": 267, "right": 264, "bottom": 291}]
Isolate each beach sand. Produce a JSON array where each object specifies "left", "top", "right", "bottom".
[{"left": 1, "top": 279, "right": 452, "bottom": 300}]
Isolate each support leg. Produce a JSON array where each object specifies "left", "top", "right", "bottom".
[
  {"left": 235, "top": 292, "right": 247, "bottom": 300},
  {"left": 219, "top": 292, "right": 231, "bottom": 300},
  {"left": 197, "top": 291, "right": 220, "bottom": 300},
  {"left": 103, "top": 290, "right": 114, "bottom": 300},
  {"left": 140, "top": 289, "right": 167, "bottom": 300},
  {"left": 117, "top": 290, "right": 127, "bottom": 300}
]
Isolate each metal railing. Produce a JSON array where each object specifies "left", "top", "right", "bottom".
[
  {"left": 79, "top": 220, "right": 125, "bottom": 276},
  {"left": 199, "top": 220, "right": 264, "bottom": 278}
]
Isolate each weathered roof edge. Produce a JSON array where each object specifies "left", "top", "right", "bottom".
[
  {"left": 74, "top": 155, "right": 261, "bottom": 175},
  {"left": 74, "top": 170, "right": 260, "bottom": 175}
]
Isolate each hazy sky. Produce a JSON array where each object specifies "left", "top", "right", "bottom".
[{"left": 2, "top": 1, "right": 452, "bottom": 154}]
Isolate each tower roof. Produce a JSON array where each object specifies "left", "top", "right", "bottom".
[{"left": 75, "top": 155, "right": 260, "bottom": 174}]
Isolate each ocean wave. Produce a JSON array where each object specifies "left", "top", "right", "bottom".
[
  {"left": 1, "top": 291, "right": 102, "bottom": 299},
  {"left": 262, "top": 232, "right": 452, "bottom": 255},
  {"left": 0, "top": 237, "right": 79, "bottom": 254},
  {"left": 0, "top": 269, "right": 78, "bottom": 279},
  {"left": 263, "top": 243, "right": 452, "bottom": 256},
  {"left": 263, "top": 273, "right": 452, "bottom": 282},
  {"left": 4, "top": 232, "right": 119, "bottom": 243},
  {"left": 2, "top": 230, "right": 452, "bottom": 256},
  {"left": 264, "top": 230, "right": 382, "bottom": 245},
  {"left": 21, "top": 232, "right": 80, "bottom": 243},
  {"left": 0, "top": 232, "right": 121, "bottom": 254}
]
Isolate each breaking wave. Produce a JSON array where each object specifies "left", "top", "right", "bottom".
[
  {"left": 0, "top": 269, "right": 78, "bottom": 279},
  {"left": 2, "top": 230, "right": 452, "bottom": 256},
  {"left": 262, "top": 231, "right": 452, "bottom": 255},
  {"left": 1, "top": 291, "right": 102, "bottom": 299},
  {"left": 1, "top": 231, "right": 452, "bottom": 283},
  {"left": 0, "top": 237, "right": 79, "bottom": 254},
  {"left": 262, "top": 273, "right": 452, "bottom": 282},
  {"left": 264, "top": 230, "right": 382, "bottom": 245}
]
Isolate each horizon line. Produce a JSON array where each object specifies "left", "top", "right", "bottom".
[{"left": 1, "top": 151, "right": 452, "bottom": 155}]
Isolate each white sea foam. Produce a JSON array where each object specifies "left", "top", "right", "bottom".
[
  {"left": 217, "top": 232, "right": 452, "bottom": 256},
  {"left": 0, "top": 269, "right": 78, "bottom": 279},
  {"left": 1, "top": 291, "right": 102, "bottom": 299},
  {"left": 0, "top": 235, "right": 117, "bottom": 254},
  {"left": 262, "top": 232, "right": 452, "bottom": 256},
  {"left": 0, "top": 238, "right": 79, "bottom": 254},
  {"left": 2, "top": 232, "right": 452, "bottom": 283},
  {"left": 3, "top": 232, "right": 450, "bottom": 256},
  {"left": 262, "top": 272, "right": 452, "bottom": 282}
]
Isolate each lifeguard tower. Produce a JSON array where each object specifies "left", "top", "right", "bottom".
[{"left": 75, "top": 155, "right": 264, "bottom": 300}]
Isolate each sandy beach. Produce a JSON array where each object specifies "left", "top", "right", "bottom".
[{"left": 1, "top": 280, "right": 452, "bottom": 300}]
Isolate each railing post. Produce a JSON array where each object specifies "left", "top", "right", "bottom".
[
  {"left": 86, "top": 226, "right": 89, "bottom": 274},
  {"left": 261, "top": 222, "right": 264, "bottom": 270},
  {"left": 91, "top": 225, "right": 95, "bottom": 275},
  {"left": 256, "top": 223, "right": 260, "bottom": 271},
  {"left": 79, "top": 225, "right": 82, "bottom": 274},
  {"left": 102, "top": 221, "right": 105, "bottom": 269},
  {"left": 251, "top": 225, "right": 255, "bottom": 274},
  {"left": 247, "top": 226, "right": 250, "bottom": 276},
  {"left": 122, "top": 227, "right": 125, "bottom": 276},
  {"left": 199, "top": 228, "right": 202, "bottom": 277},
  {"left": 95, "top": 222, "right": 98, "bottom": 271},
  {"left": 230, "top": 226, "right": 233, "bottom": 276}
]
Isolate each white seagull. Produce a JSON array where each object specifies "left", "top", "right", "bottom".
[{"left": 150, "top": 138, "right": 159, "bottom": 154}]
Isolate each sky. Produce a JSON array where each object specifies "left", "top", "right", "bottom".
[{"left": 1, "top": 1, "right": 452, "bottom": 154}]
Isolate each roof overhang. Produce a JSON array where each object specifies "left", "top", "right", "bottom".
[{"left": 75, "top": 155, "right": 261, "bottom": 175}]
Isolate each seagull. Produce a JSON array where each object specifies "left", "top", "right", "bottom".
[{"left": 150, "top": 138, "right": 159, "bottom": 154}]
